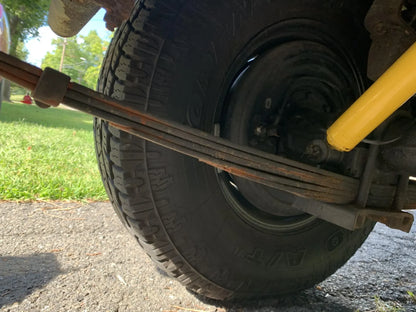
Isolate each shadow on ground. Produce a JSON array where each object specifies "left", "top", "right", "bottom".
[{"left": 0, "top": 253, "right": 61, "bottom": 308}]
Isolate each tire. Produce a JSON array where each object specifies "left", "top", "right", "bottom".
[{"left": 94, "top": 0, "right": 374, "bottom": 300}]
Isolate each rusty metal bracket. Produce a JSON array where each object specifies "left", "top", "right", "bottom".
[
  {"left": 48, "top": 0, "right": 135, "bottom": 37},
  {"left": 93, "top": 0, "right": 135, "bottom": 31},
  {"left": 365, "top": 0, "right": 416, "bottom": 80},
  {"left": 32, "top": 68, "right": 70, "bottom": 108},
  {"left": 291, "top": 196, "right": 414, "bottom": 232},
  {"left": 48, "top": 0, "right": 100, "bottom": 37}
]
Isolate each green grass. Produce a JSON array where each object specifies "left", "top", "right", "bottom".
[
  {"left": 0, "top": 101, "right": 108, "bottom": 201},
  {"left": 10, "top": 94, "right": 26, "bottom": 102},
  {"left": 373, "top": 296, "right": 404, "bottom": 312},
  {"left": 408, "top": 291, "right": 416, "bottom": 303}
]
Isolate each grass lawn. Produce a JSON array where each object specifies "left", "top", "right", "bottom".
[{"left": 0, "top": 101, "right": 108, "bottom": 201}]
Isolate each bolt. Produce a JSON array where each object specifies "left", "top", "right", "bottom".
[
  {"left": 305, "top": 143, "right": 324, "bottom": 162},
  {"left": 374, "top": 22, "right": 386, "bottom": 35},
  {"left": 310, "top": 145, "right": 322, "bottom": 157},
  {"left": 265, "top": 98, "right": 272, "bottom": 109},
  {"left": 254, "top": 125, "right": 266, "bottom": 136}
]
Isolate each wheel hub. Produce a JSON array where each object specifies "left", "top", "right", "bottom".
[{"left": 218, "top": 20, "right": 366, "bottom": 230}]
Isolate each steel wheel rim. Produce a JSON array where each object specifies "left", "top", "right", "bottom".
[{"left": 215, "top": 19, "right": 366, "bottom": 232}]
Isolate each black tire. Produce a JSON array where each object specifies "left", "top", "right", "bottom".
[{"left": 94, "top": 0, "right": 374, "bottom": 300}]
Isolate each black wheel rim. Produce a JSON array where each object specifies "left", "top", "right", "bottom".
[{"left": 216, "top": 19, "right": 366, "bottom": 232}]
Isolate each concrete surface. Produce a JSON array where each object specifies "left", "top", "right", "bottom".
[{"left": 0, "top": 201, "right": 415, "bottom": 312}]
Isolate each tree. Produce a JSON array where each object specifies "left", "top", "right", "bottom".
[
  {"left": 2, "top": 0, "right": 49, "bottom": 56},
  {"left": 41, "top": 31, "right": 108, "bottom": 89},
  {"left": 2, "top": 0, "right": 49, "bottom": 100},
  {"left": 9, "top": 41, "right": 29, "bottom": 97},
  {"left": 14, "top": 41, "right": 29, "bottom": 61},
  {"left": 79, "top": 30, "right": 108, "bottom": 88}
]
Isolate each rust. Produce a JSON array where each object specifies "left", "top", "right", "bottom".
[
  {"left": 32, "top": 68, "right": 71, "bottom": 107},
  {"left": 404, "top": 202, "right": 416, "bottom": 209},
  {"left": 363, "top": 210, "right": 414, "bottom": 232},
  {"left": 70, "top": 83, "right": 358, "bottom": 194},
  {"left": 203, "top": 160, "right": 259, "bottom": 181},
  {"left": 48, "top": 0, "right": 134, "bottom": 37},
  {"left": 0, "top": 50, "right": 414, "bottom": 232},
  {"left": 0, "top": 55, "right": 40, "bottom": 90},
  {"left": 108, "top": 122, "right": 129, "bottom": 131},
  {"left": 93, "top": 0, "right": 135, "bottom": 31},
  {"left": 365, "top": 0, "right": 416, "bottom": 80},
  {"left": 69, "top": 83, "right": 161, "bottom": 125}
]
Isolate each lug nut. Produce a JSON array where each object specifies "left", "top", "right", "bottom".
[
  {"left": 254, "top": 126, "right": 267, "bottom": 136},
  {"left": 265, "top": 98, "right": 272, "bottom": 109}
]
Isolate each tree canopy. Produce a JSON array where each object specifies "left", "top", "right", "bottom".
[
  {"left": 2, "top": 0, "right": 49, "bottom": 56},
  {"left": 41, "top": 30, "right": 108, "bottom": 89}
]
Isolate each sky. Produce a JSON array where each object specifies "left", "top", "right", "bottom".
[{"left": 25, "top": 9, "right": 111, "bottom": 66}]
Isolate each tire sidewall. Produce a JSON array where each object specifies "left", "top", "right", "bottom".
[{"left": 99, "top": 0, "right": 374, "bottom": 297}]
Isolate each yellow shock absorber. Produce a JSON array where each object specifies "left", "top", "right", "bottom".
[{"left": 327, "top": 42, "right": 416, "bottom": 152}]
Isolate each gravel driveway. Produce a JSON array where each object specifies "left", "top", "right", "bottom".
[{"left": 0, "top": 201, "right": 415, "bottom": 311}]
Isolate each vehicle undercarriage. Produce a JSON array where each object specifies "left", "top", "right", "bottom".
[{"left": 2, "top": 0, "right": 416, "bottom": 300}]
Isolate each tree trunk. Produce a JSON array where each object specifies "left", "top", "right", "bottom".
[
  {"left": 2, "top": 80, "right": 10, "bottom": 102},
  {"left": 2, "top": 15, "right": 19, "bottom": 103}
]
